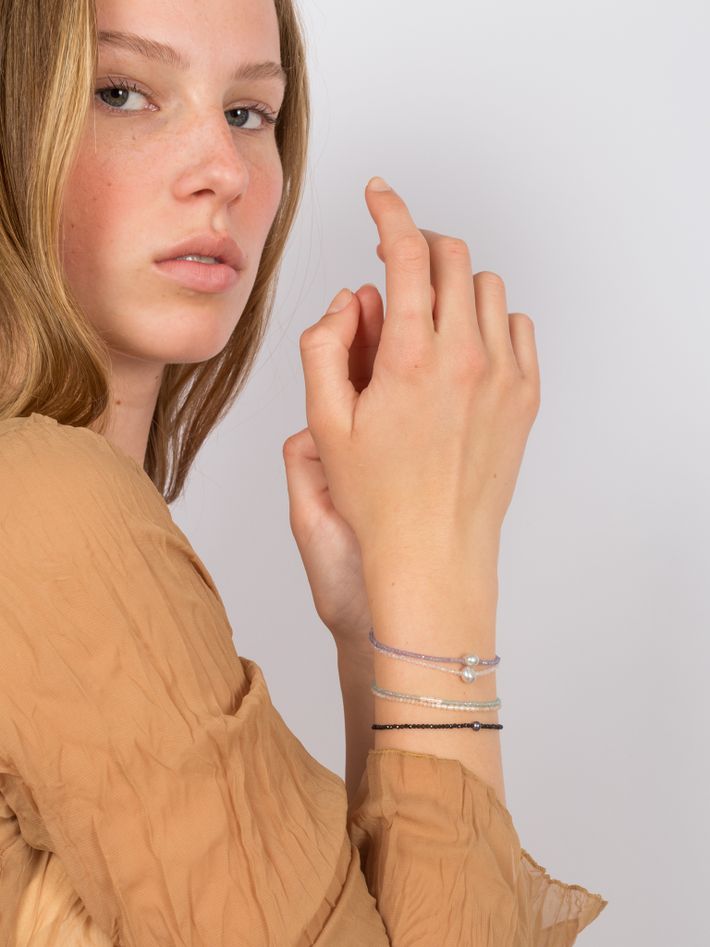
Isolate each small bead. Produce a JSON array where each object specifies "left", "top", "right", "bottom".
[
  {"left": 473, "top": 721, "right": 481, "bottom": 730},
  {"left": 463, "top": 654, "right": 479, "bottom": 666},
  {"left": 460, "top": 667, "right": 477, "bottom": 683}
]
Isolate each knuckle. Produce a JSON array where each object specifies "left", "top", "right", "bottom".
[
  {"left": 391, "top": 232, "right": 430, "bottom": 267},
  {"left": 299, "top": 324, "right": 325, "bottom": 351},
  {"left": 449, "top": 344, "right": 489, "bottom": 384},
  {"left": 437, "top": 235, "right": 471, "bottom": 261}
]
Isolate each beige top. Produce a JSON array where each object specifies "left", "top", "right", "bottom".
[{"left": 0, "top": 412, "right": 608, "bottom": 945}]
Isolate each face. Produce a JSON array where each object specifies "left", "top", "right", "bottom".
[{"left": 60, "top": 0, "right": 285, "bottom": 376}]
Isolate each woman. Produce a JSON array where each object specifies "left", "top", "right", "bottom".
[{"left": 0, "top": 0, "right": 608, "bottom": 943}]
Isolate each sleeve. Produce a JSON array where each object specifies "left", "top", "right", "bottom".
[
  {"left": 347, "top": 747, "right": 608, "bottom": 947},
  {"left": 0, "top": 420, "right": 361, "bottom": 945}
]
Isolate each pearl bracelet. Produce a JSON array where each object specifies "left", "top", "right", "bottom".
[{"left": 368, "top": 626, "right": 500, "bottom": 683}]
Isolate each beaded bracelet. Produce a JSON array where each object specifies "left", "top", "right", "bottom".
[
  {"left": 371, "top": 683, "right": 501, "bottom": 712},
  {"left": 368, "top": 625, "right": 503, "bottom": 731},
  {"left": 368, "top": 627, "right": 500, "bottom": 683},
  {"left": 373, "top": 721, "right": 503, "bottom": 731}
]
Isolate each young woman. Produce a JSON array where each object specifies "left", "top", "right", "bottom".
[{"left": 0, "top": 0, "right": 608, "bottom": 943}]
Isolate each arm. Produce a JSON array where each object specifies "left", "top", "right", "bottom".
[
  {"left": 0, "top": 420, "right": 359, "bottom": 945},
  {"left": 345, "top": 527, "right": 609, "bottom": 945},
  {"left": 335, "top": 534, "right": 504, "bottom": 812},
  {"left": 363, "top": 528, "right": 507, "bottom": 808}
]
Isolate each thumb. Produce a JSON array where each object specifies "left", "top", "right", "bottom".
[
  {"left": 300, "top": 288, "right": 360, "bottom": 433},
  {"left": 282, "top": 425, "right": 331, "bottom": 532}
]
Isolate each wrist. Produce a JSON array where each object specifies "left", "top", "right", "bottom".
[
  {"left": 360, "top": 527, "right": 500, "bottom": 585},
  {"left": 336, "top": 640, "right": 374, "bottom": 676}
]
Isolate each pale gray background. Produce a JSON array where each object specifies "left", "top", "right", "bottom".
[{"left": 170, "top": 2, "right": 709, "bottom": 943}]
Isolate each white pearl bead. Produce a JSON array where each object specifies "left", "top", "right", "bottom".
[
  {"left": 461, "top": 667, "right": 477, "bottom": 682},
  {"left": 463, "top": 654, "right": 479, "bottom": 666}
]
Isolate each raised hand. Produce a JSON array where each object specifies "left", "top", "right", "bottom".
[
  {"left": 282, "top": 284, "right": 383, "bottom": 652},
  {"left": 298, "top": 178, "right": 540, "bottom": 566}
]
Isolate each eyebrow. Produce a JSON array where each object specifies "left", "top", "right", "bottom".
[{"left": 97, "top": 30, "right": 287, "bottom": 87}]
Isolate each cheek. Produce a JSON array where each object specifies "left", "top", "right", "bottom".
[
  {"left": 251, "top": 156, "right": 284, "bottom": 237},
  {"left": 60, "top": 144, "right": 157, "bottom": 277}
]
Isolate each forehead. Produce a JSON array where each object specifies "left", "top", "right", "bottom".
[{"left": 95, "top": 0, "right": 281, "bottom": 62}]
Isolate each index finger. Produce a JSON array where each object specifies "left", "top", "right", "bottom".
[{"left": 365, "top": 177, "right": 435, "bottom": 346}]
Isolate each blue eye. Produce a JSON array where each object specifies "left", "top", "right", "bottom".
[
  {"left": 226, "top": 105, "right": 278, "bottom": 130},
  {"left": 94, "top": 78, "right": 279, "bottom": 130},
  {"left": 96, "top": 79, "right": 148, "bottom": 111}
]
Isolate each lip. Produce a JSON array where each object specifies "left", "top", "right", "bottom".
[
  {"left": 153, "top": 258, "right": 240, "bottom": 294},
  {"left": 154, "top": 231, "right": 246, "bottom": 272}
]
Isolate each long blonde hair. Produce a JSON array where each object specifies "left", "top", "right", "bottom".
[{"left": 0, "top": 0, "right": 310, "bottom": 503}]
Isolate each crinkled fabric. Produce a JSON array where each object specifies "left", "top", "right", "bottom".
[{"left": 0, "top": 413, "right": 608, "bottom": 945}]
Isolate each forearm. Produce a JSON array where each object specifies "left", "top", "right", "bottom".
[
  {"left": 336, "top": 644, "right": 375, "bottom": 808},
  {"left": 361, "top": 529, "right": 507, "bottom": 809}
]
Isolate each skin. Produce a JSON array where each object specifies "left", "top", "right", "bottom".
[{"left": 60, "top": 0, "right": 286, "bottom": 466}]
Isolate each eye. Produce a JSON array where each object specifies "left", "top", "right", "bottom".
[
  {"left": 94, "top": 78, "right": 279, "bottom": 131},
  {"left": 95, "top": 77, "right": 149, "bottom": 112},
  {"left": 226, "top": 104, "right": 278, "bottom": 131}
]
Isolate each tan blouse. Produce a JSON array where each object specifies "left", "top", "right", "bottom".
[{"left": 0, "top": 413, "right": 608, "bottom": 945}]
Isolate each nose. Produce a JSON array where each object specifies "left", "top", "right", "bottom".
[{"left": 171, "top": 108, "right": 249, "bottom": 207}]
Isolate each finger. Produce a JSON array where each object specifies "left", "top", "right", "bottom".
[
  {"left": 508, "top": 313, "right": 540, "bottom": 389},
  {"left": 472, "top": 271, "right": 518, "bottom": 367},
  {"left": 299, "top": 288, "right": 361, "bottom": 434},
  {"left": 282, "top": 426, "right": 331, "bottom": 525},
  {"left": 365, "top": 178, "right": 434, "bottom": 350},
  {"left": 373, "top": 244, "right": 437, "bottom": 321},
  {"left": 418, "top": 228, "right": 481, "bottom": 345},
  {"left": 349, "top": 284, "right": 384, "bottom": 392},
  {"left": 349, "top": 282, "right": 434, "bottom": 388}
]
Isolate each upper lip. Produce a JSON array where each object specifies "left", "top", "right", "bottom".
[{"left": 155, "top": 232, "right": 246, "bottom": 272}]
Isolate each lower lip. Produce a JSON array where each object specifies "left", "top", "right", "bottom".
[{"left": 153, "top": 258, "right": 240, "bottom": 293}]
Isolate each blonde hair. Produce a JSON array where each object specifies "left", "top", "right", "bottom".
[{"left": 0, "top": 0, "right": 310, "bottom": 503}]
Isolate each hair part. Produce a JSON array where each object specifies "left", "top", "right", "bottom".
[{"left": 0, "top": 0, "right": 310, "bottom": 504}]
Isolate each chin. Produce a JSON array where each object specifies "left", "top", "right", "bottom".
[{"left": 102, "top": 310, "right": 241, "bottom": 367}]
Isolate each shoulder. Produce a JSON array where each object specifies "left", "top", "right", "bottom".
[
  {"left": 1, "top": 411, "right": 124, "bottom": 477},
  {"left": 0, "top": 413, "right": 171, "bottom": 548}
]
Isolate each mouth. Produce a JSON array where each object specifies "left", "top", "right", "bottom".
[
  {"left": 155, "top": 232, "right": 246, "bottom": 272},
  {"left": 153, "top": 257, "right": 241, "bottom": 294}
]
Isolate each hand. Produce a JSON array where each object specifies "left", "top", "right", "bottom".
[
  {"left": 282, "top": 285, "right": 385, "bottom": 654},
  {"left": 298, "top": 178, "right": 541, "bottom": 561},
  {"left": 283, "top": 274, "right": 440, "bottom": 654}
]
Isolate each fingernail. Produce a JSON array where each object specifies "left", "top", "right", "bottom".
[
  {"left": 326, "top": 287, "right": 353, "bottom": 314},
  {"left": 368, "top": 176, "right": 392, "bottom": 192}
]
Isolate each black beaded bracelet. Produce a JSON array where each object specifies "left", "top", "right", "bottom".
[{"left": 372, "top": 721, "right": 503, "bottom": 731}]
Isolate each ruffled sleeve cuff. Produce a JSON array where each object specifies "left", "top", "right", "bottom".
[{"left": 348, "top": 748, "right": 608, "bottom": 946}]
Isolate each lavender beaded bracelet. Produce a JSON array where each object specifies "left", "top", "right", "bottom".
[{"left": 368, "top": 627, "right": 501, "bottom": 683}]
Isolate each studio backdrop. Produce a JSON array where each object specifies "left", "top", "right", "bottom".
[{"left": 169, "top": 3, "right": 709, "bottom": 944}]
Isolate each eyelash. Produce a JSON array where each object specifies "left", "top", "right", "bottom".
[{"left": 94, "top": 76, "right": 278, "bottom": 129}]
